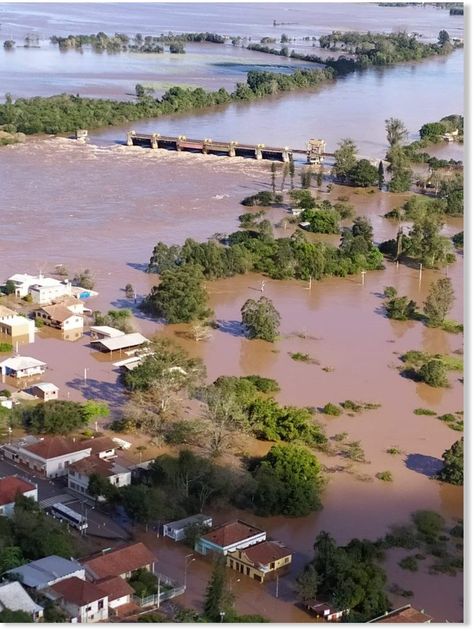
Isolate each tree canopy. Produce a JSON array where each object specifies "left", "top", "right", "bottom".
[
  {"left": 144, "top": 264, "right": 211, "bottom": 324},
  {"left": 241, "top": 296, "right": 281, "bottom": 342},
  {"left": 437, "top": 438, "right": 463, "bottom": 485}
]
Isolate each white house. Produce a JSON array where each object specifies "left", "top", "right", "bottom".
[
  {"left": 34, "top": 305, "right": 84, "bottom": 331},
  {"left": 1, "top": 436, "right": 92, "bottom": 479},
  {"left": 195, "top": 520, "right": 266, "bottom": 556},
  {"left": 7, "top": 274, "right": 72, "bottom": 304},
  {"left": 68, "top": 455, "right": 131, "bottom": 499},
  {"left": 0, "top": 475, "right": 38, "bottom": 516},
  {"left": 0, "top": 355, "right": 46, "bottom": 379},
  {"left": 0, "top": 581, "right": 44, "bottom": 620},
  {"left": 43, "top": 577, "right": 109, "bottom": 623}
]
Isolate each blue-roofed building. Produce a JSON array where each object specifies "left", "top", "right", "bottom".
[{"left": 5, "top": 555, "right": 85, "bottom": 590}]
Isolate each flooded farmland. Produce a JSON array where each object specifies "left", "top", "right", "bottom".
[{"left": 0, "top": 1, "right": 464, "bottom": 623}]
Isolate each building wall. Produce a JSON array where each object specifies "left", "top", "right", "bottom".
[
  {"left": 68, "top": 469, "right": 131, "bottom": 496},
  {"left": 44, "top": 449, "right": 91, "bottom": 478},
  {"left": 226, "top": 551, "right": 292, "bottom": 582},
  {"left": 30, "top": 386, "right": 58, "bottom": 401},
  {"left": 60, "top": 596, "right": 108, "bottom": 623},
  {"left": 30, "top": 284, "right": 72, "bottom": 305},
  {"left": 109, "top": 595, "right": 131, "bottom": 611}
]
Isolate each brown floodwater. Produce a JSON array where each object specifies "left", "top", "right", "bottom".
[{"left": 0, "top": 137, "right": 463, "bottom": 621}]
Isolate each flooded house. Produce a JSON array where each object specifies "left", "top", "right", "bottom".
[
  {"left": 227, "top": 540, "right": 292, "bottom": 582},
  {"left": 194, "top": 520, "right": 266, "bottom": 556},
  {"left": 163, "top": 514, "right": 213, "bottom": 541},
  {"left": 34, "top": 304, "right": 84, "bottom": 331},
  {"left": 0, "top": 305, "right": 35, "bottom": 343},
  {"left": 7, "top": 274, "right": 72, "bottom": 304},
  {"left": 0, "top": 355, "right": 46, "bottom": 379},
  {"left": 28, "top": 381, "right": 59, "bottom": 401},
  {"left": 368, "top": 604, "right": 433, "bottom": 623}
]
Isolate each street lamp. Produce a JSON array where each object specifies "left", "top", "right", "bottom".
[
  {"left": 184, "top": 553, "right": 195, "bottom": 589},
  {"left": 219, "top": 611, "right": 226, "bottom": 623}
]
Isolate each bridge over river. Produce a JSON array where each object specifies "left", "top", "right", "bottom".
[{"left": 126, "top": 131, "right": 334, "bottom": 164}]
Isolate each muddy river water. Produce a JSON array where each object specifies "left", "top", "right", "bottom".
[{"left": 0, "top": 2, "right": 464, "bottom": 623}]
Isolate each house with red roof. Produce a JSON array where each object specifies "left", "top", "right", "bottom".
[
  {"left": 194, "top": 520, "right": 266, "bottom": 557},
  {"left": 0, "top": 475, "right": 37, "bottom": 516},
  {"left": 227, "top": 540, "right": 292, "bottom": 582},
  {"left": 82, "top": 543, "right": 156, "bottom": 581},
  {"left": 43, "top": 577, "right": 109, "bottom": 623},
  {"left": 1, "top": 436, "right": 91, "bottom": 478}
]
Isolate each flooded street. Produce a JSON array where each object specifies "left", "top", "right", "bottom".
[{"left": 0, "top": 2, "right": 463, "bottom": 623}]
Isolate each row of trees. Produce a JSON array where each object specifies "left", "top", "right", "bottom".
[
  {"left": 0, "top": 67, "right": 334, "bottom": 135},
  {"left": 143, "top": 218, "right": 383, "bottom": 326},
  {"left": 146, "top": 215, "right": 383, "bottom": 283},
  {"left": 6, "top": 399, "right": 109, "bottom": 435},
  {"left": 50, "top": 31, "right": 225, "bottom": 52}
]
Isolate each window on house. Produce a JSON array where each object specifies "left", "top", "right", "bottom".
[
  {"left": 98, "top": 600, "right": 104, "bottom": 610},
  {"left": 86, "top": 606, "right": 92, "bottom": 612}
]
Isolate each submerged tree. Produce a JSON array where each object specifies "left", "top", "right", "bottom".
[
  {"left": 241, "top": 296, "right": 280, "bottom": 342},
  {"left": 424, "top": 278, "right": 455, "bottom": 327}
]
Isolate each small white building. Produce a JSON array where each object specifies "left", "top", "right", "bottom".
[
  {"left": 43, "top": 577, "right": 109, "bottom": 623},
  {"left": 0, "top": 355, "right": 46, "bottom": 379},
  {"left": 28, "top": 382, "right": 59, "bottom": 401},
  {"left": 163, "top": 514, "right": 213, "bottom": 541},
  {"left": 0, "top": 475, "right": 38, "bottom": 516},
  {"left": 0, "top": 581, "right": 44, "bottom": 620}
]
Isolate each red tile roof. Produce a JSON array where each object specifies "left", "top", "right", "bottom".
[
  {"left": 96, "top": 576, "right": 134, "bottom": 602},
  {"left": 69, "top": 455, "right": 115, "bottom": 477},
  {"left": 83, "top": 543, "right": 156, "bottom": 580},
  {"left": 79, "top": 436, "right": 116, "bottom": 454},
  {"left": 50, "top": 577, "right": 107, "bottom": 606},
  {"left": 25, "top": 437, "right": 90, "bottom": 460},
  {"left": 372, "top": 605, "right": 433, "bottom": 623},
  {"left": 240, "top": 541, "right": 291, "bottom": 566},
  {"left": 0, "top": 476, "right": 36, "bottom": 506},
  {"left": 201, "top": 520, "right": 265, "bottom": 548}
]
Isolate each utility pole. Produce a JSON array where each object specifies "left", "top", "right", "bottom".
[
  {"left": 184, "top": 553, "right": 195, "bottom": 589},
  {"left": 275, "top": 573, "right": 280, "bottom": 599},
  {"left": 361, "top": 270, "right": 366, "bottom": 286}
]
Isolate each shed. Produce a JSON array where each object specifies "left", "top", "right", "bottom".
[
  {"left": 89, "top": 325, "right": 125, "bottom": 340},
  {"left": 91, "top": 333, "right": 150, "bottom": 354},
  {"left": 29, "top": 382, "right": 59, "bottom": 401},
  {"left": 163, "top": 514, "right": 213, "bottom": 541}
]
